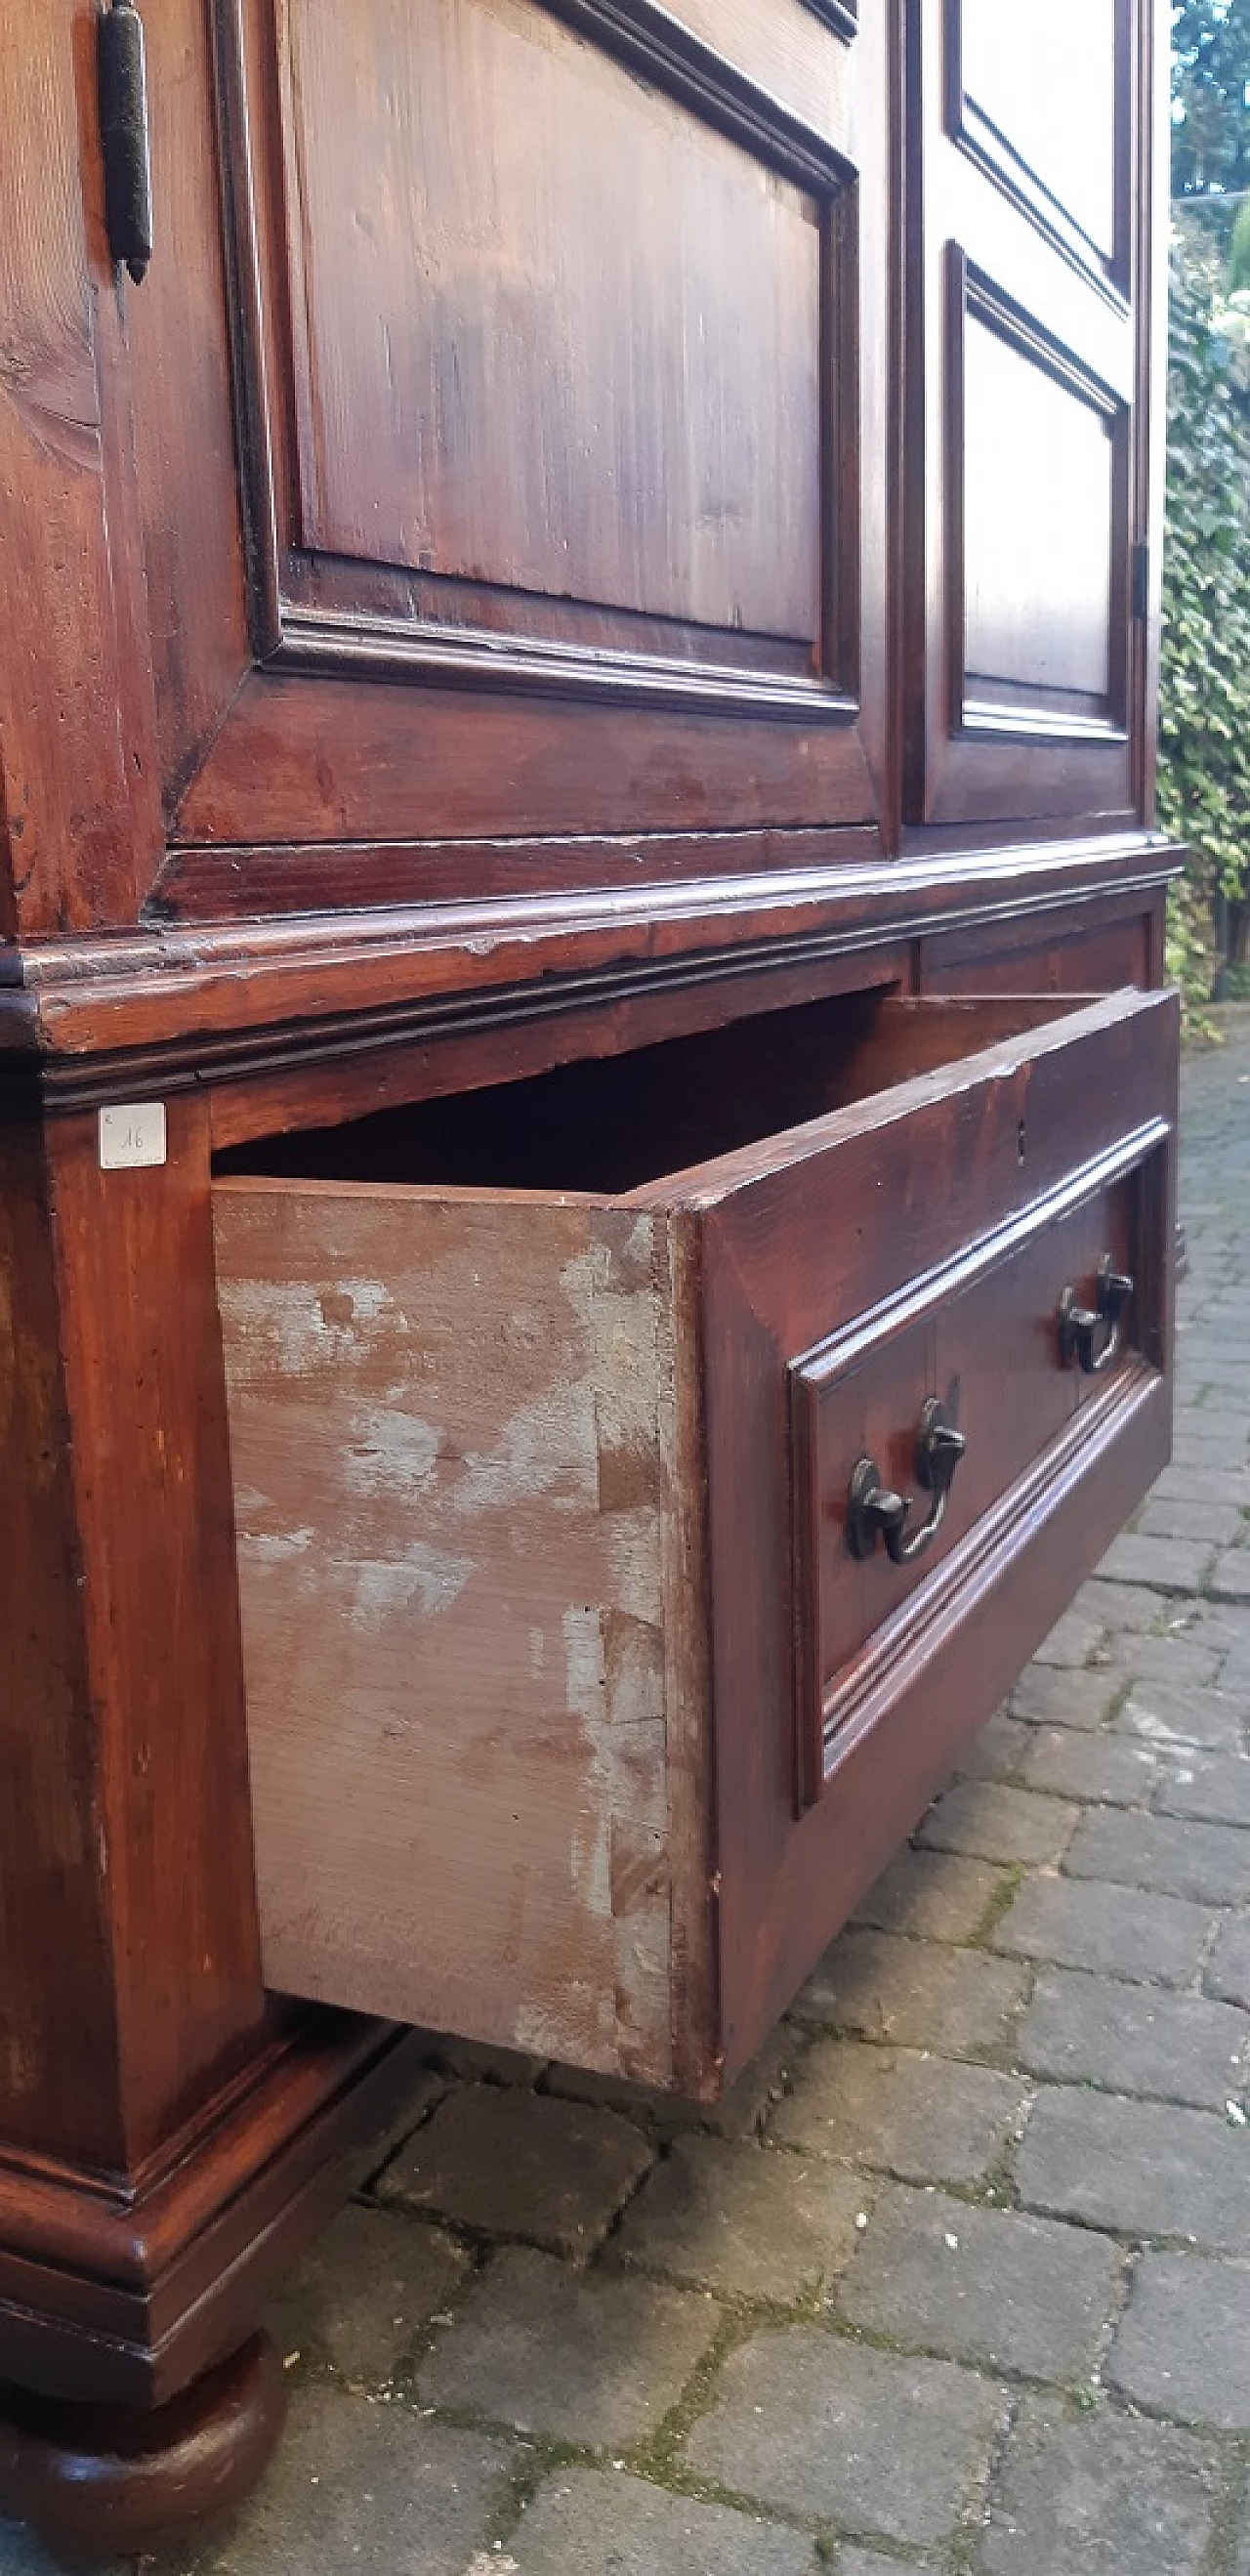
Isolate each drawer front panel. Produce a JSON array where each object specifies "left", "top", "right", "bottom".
[
  {"left": 697, "top": 988, "right": 1178, "bottom": 2071},
  {"left": 790, "top": 1128, "right": 1163, "bottom": 1805}
]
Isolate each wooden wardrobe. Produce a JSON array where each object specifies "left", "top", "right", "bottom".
[{"left": 0, "top": 0, "right": 1178, "bottom": 2549}]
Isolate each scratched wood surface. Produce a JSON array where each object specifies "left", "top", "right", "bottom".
[
  {"left": 214, "top": 1179, "right": 688, "bottom": 2084},
  {"left": 214, "top": 987, "right": 1176, "bottom": 2095}
]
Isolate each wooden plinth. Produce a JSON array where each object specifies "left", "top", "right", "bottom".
[{"left": 0, "top": 2333, "right": 285, "bottom": 2558}]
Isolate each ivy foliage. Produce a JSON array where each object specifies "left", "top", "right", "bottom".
[
  {"left": 1158, "top": 232, "right": 1250, "bottom": 998},
  {"left": 1172, "top": 0, "right": 1250, "bottom": 198}
]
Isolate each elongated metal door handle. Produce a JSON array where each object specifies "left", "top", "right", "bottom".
[
  {"left": 99, "top": 1, "right": 153, "bottom": 283},
  {"left": 1058, "top": 1255, "right": 1134, "bottom": 1376},
  {"left": 847, "top": 1396, "right": 967, "bottom": 1566}
]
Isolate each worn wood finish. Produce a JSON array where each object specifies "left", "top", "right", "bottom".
[
  {"left": 0, "top": 836, "right": 1178, "bottom": 1113},
  {"left": 0, "top": 3, "right": 161, "bottom": 937},
  {"left": 104, "top": 0, "right": 895, "bottom": 910},
  {"left": 0, "top": 1105, "right": 261, "bottom": 2170},
  {"left": 216, "top": 1184, "right": 681, "bottom": 2079},
  {"left": 0, "top": 0, "right": 1179, "bottom": 2549},
  {"left": 214, "top": 988, "right": 1177, "bottom": 2087}
]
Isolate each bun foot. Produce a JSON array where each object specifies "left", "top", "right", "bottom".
[{"left": 0, "top": 2332, "right": 286, "bottom": 2560}]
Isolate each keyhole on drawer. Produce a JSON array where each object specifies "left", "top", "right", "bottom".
[{"left": 1017, "top": 1119, "right": 1027, "bottom": 1165}]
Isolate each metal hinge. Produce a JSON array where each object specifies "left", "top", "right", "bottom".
[
  {"left": 1131, "top": 540, "right": 1150, "bottom": 623},
  {"left": 98, "top": 1, "right": 152, "bottom": 284}
]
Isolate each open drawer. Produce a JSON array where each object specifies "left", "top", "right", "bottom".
[{"left": 212, "top": 985, "right": 1178, "bottom": 2094}]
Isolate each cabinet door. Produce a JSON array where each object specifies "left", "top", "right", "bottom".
[
  {"left": 126, "top": 0, "right": 890, "bottom": 920},
  {"left": 905, "top": 0, "right": 1152, "bottom": 832}
]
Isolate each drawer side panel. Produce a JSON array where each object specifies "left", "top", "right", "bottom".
[{"left": 213, "top": 1182, "right": 678, "bottom": 2084}]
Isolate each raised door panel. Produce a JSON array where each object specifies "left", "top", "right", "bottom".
[
  {"left": 124, "top": 0, "right": 891, "bottom": 921},
  {"left": 906, "top": 0, "right": 1147, "bottom": 832}
]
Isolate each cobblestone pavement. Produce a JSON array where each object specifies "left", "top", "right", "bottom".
[{"left": 8, "top": 1017, "right": 1250, "bottom": 2576}]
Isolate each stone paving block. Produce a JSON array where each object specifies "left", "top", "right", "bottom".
[
  {"left": 1021, "top": 1728, "right": 1157, "bottom": 1807},
  {"left": 1206, "top": 1913, "right": 1250, "bottom": 2008},
  {"left": 1137, "top": 1496, "right": 1245, "bottom": 1548},
  {"left": 1063, "top": 1806, "right": 1250, "bottom": 1906},
  {"left": 1154, "top": 1752, "right": 1250, "bottom": 1827},
  {"left": 1010, "top": 1667, "right": 1124, "bottom": 1731},
  {"left": 1075, "top": 1579, "right": 1170, "bottom": 1634},
  {"left": 266, "top": 2204, "right": 469, "bottom": 2383},
  {"left": 1152, "top": 1463, "right": 1250, "bottom": 1512},
  {"left": 543, "top": 2021, "right": 798, "bottom": 2143},
  {"left": 1016, "top": 1970, "right": 1248, "bottom": 2110},
  {"left": 376, "top": 2086, "right": 652, "bottom": 2253},
  {"left": 1111, "top": 1677, "right": 1245, "bottom": 1753},
  {"left": 1183, "top": 1603, "right": 1250, "bottom": 1666},
  {"left": 1030, "top": 1607, "right": 1106, "bottom": 1668},
  {"left": 981, "top": 2391, "right": 1220, "bottom": 2576},
  {"left": 850, "top": 1845, "right": 1011, "bottom": 1943},
  {"left": 356, "top": 2066, "right": 449, "bottom": 2183},
  {"left": 1172, "top": 1415, "right": 1248, "bottom": 1457},
  {"left": 838, "top": 2558, "right": 938, "bottom": 2576},
  {"left": 1107, "top": 2251, "right": 1250, "bottom": 2428},
  {"left": 770, "top": 2040, "right": 1022, "bottom": 2186},
  {"left": 428, "top": 2037, "right": 547, "bottom": 2087},
  {"left": 991, "top": 1875, "right": 1212, "bottom": 1987},
  {"left": 915, "top": 1782, "right": 1078, "bottom": 1867},
  {"left": 1095, "top": 1535, "right": 1214, "bottom": 1596},
  {"left": 953, "top": 1710, "right": 1032, "bottom": 1783},
  {"left": 793, "top": 1929, "right": 1028, "bottom": 2055},
  {"left": 839, "top": 2184, "right": 1117, "bottom": 2382},
  {"left": 509, "top": 2469, "right": 817, "bottom": 2575},
  {"left": 0, "top": 2527, "right": 125, "bottom": 2576},
  {"left": 837, "top": 2556, "right": 938, "bottom": 2576},
  {"left": 611, "top": 2133, "right": 867, "bottom": 2301},
  {"left": 419, "top": 2246, "right": 715, "bottom": 2446},
  {"left": 685, "top": 2327, "right": 1002, "bottom": 2547},
  {"left": 177, "top": 2383, "right": 518, "bottom": 2576},
  {"left": 1100, "top": 1630, "right": 1225, "bottom": 1693},
  {"left": 1017, "top": 2088, "right": 1250, "bottom": 2250},
  {"left": 1207, "top": 1550, "right": 1250, "bottom": 1606}
]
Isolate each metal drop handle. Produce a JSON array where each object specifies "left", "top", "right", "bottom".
[
  {"left": 847, "top": 1396, "right": 967, "bottom": 1567},
  {"left": 1058, "top": 1255, "right": 1134, "bottom": 1377}
]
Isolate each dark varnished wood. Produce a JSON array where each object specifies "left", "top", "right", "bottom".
[
  {"left": 903, "top": 0, "right": 1151, "bottom": 834},
  {"left": 0, "top": 3, "right": 162, "bottom": 938},
  {"left": 0, "top": 0, "right": 1178, "bottom": 2552},
  {"left": 107, "top": 0, "right": 896, "bottom": 907},
  {"left": 0, "top": 837, "right": 1178, "bottom": 1105},
  {"left": 0, "top": 2331, "right": 285, "bottom": 2557},
  {"left": 210, "top": 989, "right": 1177, "bottom": 2090},
  {"left": 698, "top": 986, "right": 1178, "bottom": 2069},
  {"left": 791, "top": 1132, "right": 1164, "bottom": 1804}
]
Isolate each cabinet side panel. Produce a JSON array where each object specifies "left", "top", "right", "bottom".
[{"left": 214, "top": 1184, "right": 675, "bottom": 2083}]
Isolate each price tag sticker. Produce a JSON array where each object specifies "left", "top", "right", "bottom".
[{"left": 99, "top": 1103, "right": 167, "bottom": 1171}]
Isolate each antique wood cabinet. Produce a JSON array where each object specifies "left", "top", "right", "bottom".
[{"left": 0, "top": 0, "right": 1177, "bottom": 2551}]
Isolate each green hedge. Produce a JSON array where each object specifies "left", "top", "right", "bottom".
[{"left": 1159, "top": 235, "right": 1250, "bottom": 1003}]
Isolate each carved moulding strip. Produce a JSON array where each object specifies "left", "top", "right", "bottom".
[{"left": 801, "top": 0, "right": 858, "bottom": 37}]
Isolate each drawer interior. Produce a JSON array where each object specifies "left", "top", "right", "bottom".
[{"left": 216, "top": 988, "right": 1090, "bottom": 1196}]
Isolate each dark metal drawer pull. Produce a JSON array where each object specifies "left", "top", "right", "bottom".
[
  {"left": 847, "top": 1397, "right": 967, "bottom": 1566},
  {"left": 1058, "top": 1255, "right": 1134, "bottom": 1376}
]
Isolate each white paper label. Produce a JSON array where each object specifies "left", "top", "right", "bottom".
[{"left": 99, "top": 1103, "right": 167, "bottom": 1171}]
